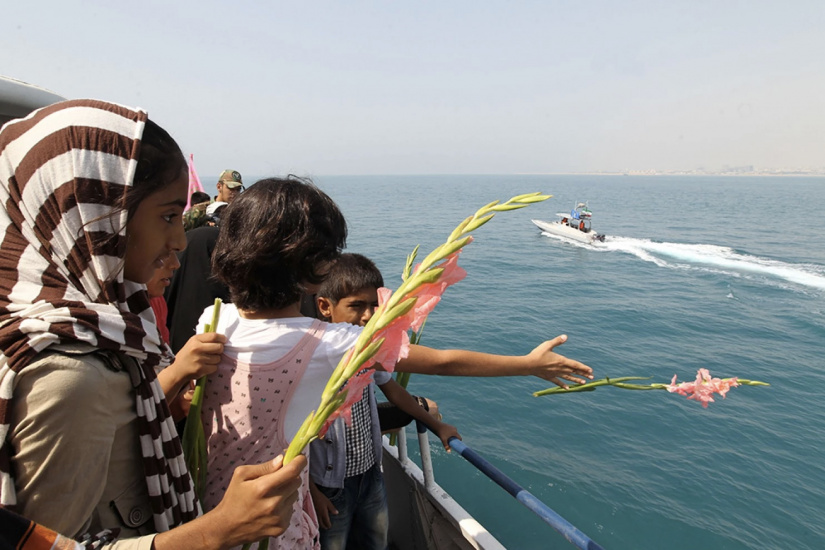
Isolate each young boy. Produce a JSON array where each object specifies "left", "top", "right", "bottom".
[{"left": 309, "top": 254, "right": 460, "bottom": 550}]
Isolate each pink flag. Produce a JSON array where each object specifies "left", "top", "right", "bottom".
[{"left": 186, "top": 154, "right": 205, "bottom": 211}]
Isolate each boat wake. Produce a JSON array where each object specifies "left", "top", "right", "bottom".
[{"left": 594, "top": 236, "right": 825, "bottom": 291}]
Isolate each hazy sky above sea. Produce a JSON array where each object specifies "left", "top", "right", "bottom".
[{"left": 3, "top": 1, "right": 823, "bottom": 177}]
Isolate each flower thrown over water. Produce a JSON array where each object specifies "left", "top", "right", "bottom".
[
  {"left": 534, "top": 371, "right": 765, "bottom": 401},
  {"left": 667, "top": 368, "right": 740, "bottom": 408}
]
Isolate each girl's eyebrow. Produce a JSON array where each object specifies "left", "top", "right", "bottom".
[{"left": 159, "top": 199, "right": 188, "bottom": 208}]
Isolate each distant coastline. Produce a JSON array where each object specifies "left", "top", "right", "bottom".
[
  {"left": 517, "top": 168, "right": 825, "bottom": 177},
  {"left": 313, "top": 171, "right": 825, "bottom": 178}
]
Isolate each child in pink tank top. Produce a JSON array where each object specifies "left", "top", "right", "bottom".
[{"left": 203, "top": 321, "right": 325, "bottom": 548}]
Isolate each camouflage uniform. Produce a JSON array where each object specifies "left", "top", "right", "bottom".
[{"left": 183, "top": 201, "right": 210, "bottom": 231}]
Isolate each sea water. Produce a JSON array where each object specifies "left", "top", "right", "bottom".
[{"left": 309, "top": 175, "right": 825, "bottom": 550}]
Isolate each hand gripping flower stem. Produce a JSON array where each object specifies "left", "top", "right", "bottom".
[
  {"left": 284, "top": 192, "right": 551, "bottom": 463},
  {"left": 181, "top": 298, "right": 222, "bottom": 502}
]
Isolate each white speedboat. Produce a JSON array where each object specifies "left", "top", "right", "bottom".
[{"left": 532, "top": 202, "right": 605, "bottom": 244}]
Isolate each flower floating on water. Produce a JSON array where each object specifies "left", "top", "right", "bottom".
[
  {"left": 284, "top": 192, "right": 550, "bottom": 463},
  {"left": 533, "top": 369, "right": 768, "bottom": 407}
]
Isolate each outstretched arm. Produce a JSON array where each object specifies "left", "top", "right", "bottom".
[
  {"left": 378, "top": 379, "right": 461, "bottom": 451},
  {"left": 394, "top": 334, "right": 593, "bottom": 389}
]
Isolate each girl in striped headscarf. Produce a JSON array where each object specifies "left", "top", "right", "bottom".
[{"left": 0, "top": 99, "right": 306, "bottom": 549}]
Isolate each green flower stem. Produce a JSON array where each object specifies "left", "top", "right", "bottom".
[
  {"left": 306, "top": 398, "right": 344, "bottom": 438},
  {"left": 735, "top": 379, "right": 771, "bottom": 386},
  {"left": 612, "top": 383, "right": 669, "bottom": 391},
  {"left": 241, "top": 539, "right": 270, "bottom": 550},
  {"left": 533, "top": 376, "right": 769, "bottom": 397},
  {"left": 181, "top": 298, "right": 222, "bottom": 502},
  {"left": 389, "top": 325, "right": 424, "bottom": 447},
  {"left": 395, "top": 371, "right": 411, "bottom": 389},
  {"left": 285, "top": 394, "right": 348, "bottom": 463},
  {"left": 533, "top": 376, "right": 652, "bottom": 396},
  {"left": 283, "top": 410, "right": 317, "bottom": 464}
]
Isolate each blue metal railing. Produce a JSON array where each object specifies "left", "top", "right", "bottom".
[{"left": 413, "top": 420, "right": 605, "bottom": 550}]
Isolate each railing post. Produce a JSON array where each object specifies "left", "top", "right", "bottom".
[
  {"left": 397, "top": 426, "right": 408, "bottom": 463},
  {"left": 415, "top": 420, "right": 435, "bottom": 491}
]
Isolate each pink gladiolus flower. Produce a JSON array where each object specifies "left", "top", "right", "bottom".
[
  {"left": 437, "top": 249, "right": 470, "bottom": 286},
  {"left": 377, "top": 287, "right": 393, "bottom": 307},
  {"left": 667, "top": 369, "right": 740, "bottom": 408},
  {"left": 360, "top": 288, "right": 412, "bottom": 372},
  {"left": 367, "top": 328, "right": 410, "bottom": 373},
  {"left": 408, "top": 251, "right": 467, "bottom": 331},
  {"left": 319, "top": 369, "right": 375, "bottom": 436},
  {"left": 407, "top": 286, "right": 441, "bottom": 330},
  {"left": 412, "top": 249, "right": 468, "bottom": 287},
  {"left": 367, "top": 251, "right": 468, "bottom": 372}
]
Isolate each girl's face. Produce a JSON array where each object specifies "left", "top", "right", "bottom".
[
  {"left": 146, "top": 250, "right": 181, "bottom": 298},
  {"left": 124, "top": 173, "right": 188, "bottom": 284}
]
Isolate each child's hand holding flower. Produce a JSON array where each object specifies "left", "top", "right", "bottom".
[{"left": 173, "top": 332, "right": 226, "bottom": 381}]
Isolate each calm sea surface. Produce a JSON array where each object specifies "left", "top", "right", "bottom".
[{"left": 307, "top": 175, "right": 825, "bottom": 550}]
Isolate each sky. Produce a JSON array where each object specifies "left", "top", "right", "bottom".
[{"left": 2, "top": 1, "right": 824, "bottom": 176}]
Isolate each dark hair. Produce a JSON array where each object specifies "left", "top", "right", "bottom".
[
  {"left": 190, "top": 191, "right": 210, "bottom": 205},
  {"left": 317, "top": 253, "right": 384, "bottom": 303},
  {"left": 123, "top": 118, "right": 186, "bottom": 219},
  {"left": 212, "top": 177, "right": 347, "bottom": 311}
]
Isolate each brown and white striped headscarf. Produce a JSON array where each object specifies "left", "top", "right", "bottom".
[{"left": 0, "top": 100, "right": 198, "bottom": 532}]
